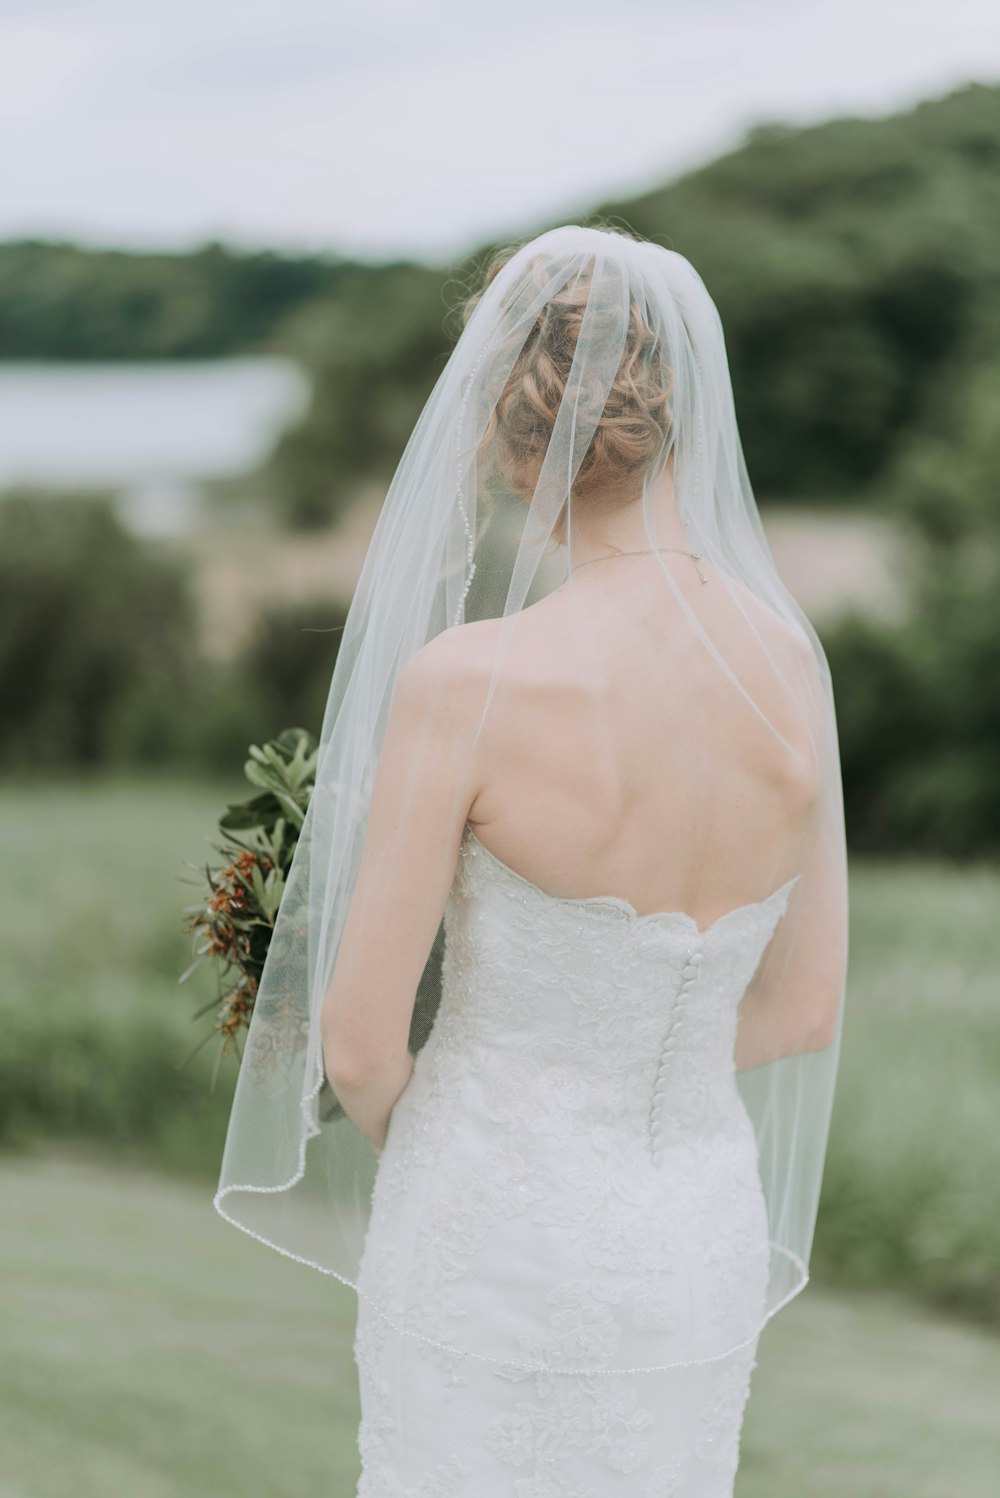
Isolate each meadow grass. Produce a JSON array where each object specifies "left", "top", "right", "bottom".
[
  {"left": 3, "top": 1147, "right": 1000, "bottom": 1498},
  {"left": 0, "top": 774, "right": 250, "bottom": 1178},
  {"left": 814, "top": 856, "right": 1000, "bottom": 1322},
  {"left": 2, "top": 773, "right": 998, "bottom": 1324}
]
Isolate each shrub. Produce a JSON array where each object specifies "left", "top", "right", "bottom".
[{"left": 0, "top": 491, "right": 199, "bottom": 769}]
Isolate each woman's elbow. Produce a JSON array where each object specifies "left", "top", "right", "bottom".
[
  {"left": 321, "top": 1008, "right": 404, "bottom": 1095},
  {"left": 320, "top": 1006, "right": 372, "bottom": 1092},
  {"left": 325, "top": 1046, "right": 379, "bottom": 1095},
  {"left": 805, "top": 997, "right": 842, "bottom": 1053}
]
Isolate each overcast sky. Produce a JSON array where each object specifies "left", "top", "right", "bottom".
[{"left": 3, "top": 0, "right": 999, "bottom": 266}]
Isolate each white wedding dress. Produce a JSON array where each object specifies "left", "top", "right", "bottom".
[{"left": 353, "top": 820, "right": 799, "bottom": 1497}]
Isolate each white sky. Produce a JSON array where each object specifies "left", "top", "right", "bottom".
[{"left": 2, "top": 0, "right": 999, "bottom": 265}]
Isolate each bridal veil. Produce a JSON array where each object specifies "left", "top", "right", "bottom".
[{"left": 213, "top": 224, "right": 848, "bottom": 1375}]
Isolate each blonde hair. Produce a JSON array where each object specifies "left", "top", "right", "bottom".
[{"left": 462, "top": 234, "right": 674, "bottom": 517}]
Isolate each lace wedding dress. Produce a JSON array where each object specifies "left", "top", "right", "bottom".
[{"left": 353, "top": 821, "right": 799, "bottom": 1497}]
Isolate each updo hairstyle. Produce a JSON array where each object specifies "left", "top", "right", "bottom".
[{"left": 462, "top": 237, "right": 675, "bottom": 523}]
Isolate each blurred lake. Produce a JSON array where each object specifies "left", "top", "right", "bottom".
[
  {"left": 0, "top": 357, "right": 310, "bottom": 535},
  {"left": 0, "top": 356, "right": 910, "bottom": 639}
]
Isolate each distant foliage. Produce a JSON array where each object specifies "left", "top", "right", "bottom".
[
  {"left": 814, "top": 859, "right": 1000, "bottom": 1327},
  {"left": 7, "top": 777, "right": 999, "bottom": 1330},
  {"left": 822, "top": 361, "right": 1000, "bottom": 856},
  {"left": 233, "top": 595, "right": 350, "bottom": 739},
  {"left": 10, "top": 85, "right": 998, "bottom": 524},
  {"left": 594, "top": 82, "right": 1000, "bottom": 499},
  {"left": 264, "top": 261, "right": 450, "bottom": 527},
  {"left": 265, "top": 81, "right": 1000, "bottom": 524},
  {"left": 0, "top": 494, "right": 354, "bottom": 775},
  {"left": 0, "top": 239, "right": 346, "bottom": 359},
  {"left": 0, "top": 492, "right": 198, "bottom": 768}
]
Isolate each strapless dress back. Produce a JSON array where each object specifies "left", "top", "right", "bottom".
[{"left": 353, "top": 821, "right": 798, "bottom": 1497}]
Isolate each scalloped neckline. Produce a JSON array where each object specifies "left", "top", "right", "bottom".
[{"left": 463, "top": 824, "right": 799, "bottom": 939}]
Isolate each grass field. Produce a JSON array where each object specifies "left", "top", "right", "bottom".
[
  {"left": 2, "top": 773, "right": 998, "bottom": 1321},
  {"left": 4, "top": 1147, "right": 1000, "bottom": 1498},
  {"left": 2, "top": 773, "right": 999, "bottom": 1495},
  {"left": 0, "top": 775, "right": 246, "bottom": 1174}
]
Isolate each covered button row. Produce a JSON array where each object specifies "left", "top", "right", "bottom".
[
  {"left": 663, "top": 946, "right": 706, "bottom": 1055},
  {"left": 650, "top": 945, "right": 704, "bottom": 1160},
  {"left": 681, "top": 948, "right": 704, "bottom": 983}
]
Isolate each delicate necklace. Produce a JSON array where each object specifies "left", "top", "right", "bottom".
[{"left": 570, "top": 546, "right": 709, "bottom": 584}]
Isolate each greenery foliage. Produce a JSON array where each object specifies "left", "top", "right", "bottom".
[
  {"left": 813, "top": 858, "right": 1000, "bottom": 1327},
  {"left": 181, "top": 725, "right": 443, "bottom": 1111},
  {"left": 6, "top": 84, "right": 998, "bottom": 527},
  {"left": 266, "top": 83, "right": 1000, "bottom": 524},
  {"left": 263, "top": 261, "right": 451, "bottom": 526},
  {"left": 598, "top": 85, "right": 1000, "bottom": 496},
  {"left": 180, "top": 728, "right": 318, "bottom": 1076},
  {"left": 232, "top": 595, "right": 349, "bottom": 741},
  {"left": 0, "top": 494, "right": 348, "bottom": 773},
  {"left": 821, "top": 360, "right": 1000, "bottom": 856},
  {"left": 0, "top": 492, "right": 199, "bottom": 768},
  {"left": 0, "top": 779, "right": 240, "bottom": 1173},
  {"left": 0, "top": 239, "right": 348, "bottom": 360},
  {"left": 1, "top": 81, "right": 997, "bottom": 854},
  {"left": 2, "top": 778, "right": 997, "bottom": 1331}
]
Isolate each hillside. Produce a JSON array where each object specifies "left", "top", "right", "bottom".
[
  {"left": 267, "top": 80, "right": 1000, "bottom": 522},
  {"left": 3, "top": 82, "right": 997, "bottom": 522}
]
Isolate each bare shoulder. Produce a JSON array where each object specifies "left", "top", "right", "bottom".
[
  {"left": 721, "top": 569, "right": 819, "bottom": 675},
  {"left": 391, "top": 619, "right": 504, "bottom": 735},
  {"left": 716, "top": 571, "right": 828, "bottom": 801},
  {"left": 399, "top": 617, "right": 501, "bottom": 685}
]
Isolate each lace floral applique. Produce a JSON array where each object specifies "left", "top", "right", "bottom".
[
  {"left": 483, "top": 1374, "right": 655, "bottom": 1480},
  {"left": 694, "top": 1343, "right": 759, "bottom": 1475},
  {"left": 355, "top": 1304, "right": 476, "bottom": 1494},
  {"left": 354, "top": 825, "right": 785, "bottom": 1490}
]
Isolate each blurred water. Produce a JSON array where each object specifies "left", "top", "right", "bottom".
[{"left": 0, "top": 357, "right": 310, "bottom": 534}]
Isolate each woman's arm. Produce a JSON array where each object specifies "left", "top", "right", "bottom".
[
  {"left": 734, "top": 807, "right": 848, "bottom": 1073},
  {"left": 320, "top": 629, "right": 486, "bottom": 1153}
]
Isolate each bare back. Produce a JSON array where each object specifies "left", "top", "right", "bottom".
[{"left": 465, "top": 554, "right": 817, "bottom": 926}]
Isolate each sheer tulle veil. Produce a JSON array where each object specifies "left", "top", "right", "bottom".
[{"left": 213, "top": 223, "right": 848, "bottom": 1375}]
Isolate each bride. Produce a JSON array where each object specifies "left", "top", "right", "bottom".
[{"left": 214, "top": 225, "right": 848, "bottom": 1496}]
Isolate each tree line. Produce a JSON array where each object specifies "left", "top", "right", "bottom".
[{"left": 2, "top": 83, "right": 997, "bottom": 523}]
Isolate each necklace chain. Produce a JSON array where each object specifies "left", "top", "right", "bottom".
[{"left": 570, "top": 546, "right": 709, "bottom": 584}]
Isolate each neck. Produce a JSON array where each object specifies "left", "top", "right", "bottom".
[{"left": 561, "top": 466, "right": 691, "bottom": 569}]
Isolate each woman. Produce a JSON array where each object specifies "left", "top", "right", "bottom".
[{"left": 214, "top": 225, "right": 848, "bottom": 1496}]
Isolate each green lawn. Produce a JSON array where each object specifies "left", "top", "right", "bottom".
[
  {"left": 1, "top": 772, "right": 999, "bottom": 1495},
  {"left": 3, "top": 772, "right": 998, "bottom": 1325},
  {"left": 0, "top": 774, "right": 246, "bottom": 1174},
  {"left": 3, "top": 1147, "right": 999, "bottom": 1498}
]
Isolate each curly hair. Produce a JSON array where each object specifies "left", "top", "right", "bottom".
[{"left": 462, "top": 235, "right": 674, "bottom": 517}]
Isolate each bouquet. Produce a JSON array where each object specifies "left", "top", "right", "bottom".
[
  {"left": 181, "top": 722, "right": 446, "bottom": 1105},
  {"left": 179, "top": 726, "right": 318, "bottom": 1085}
]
